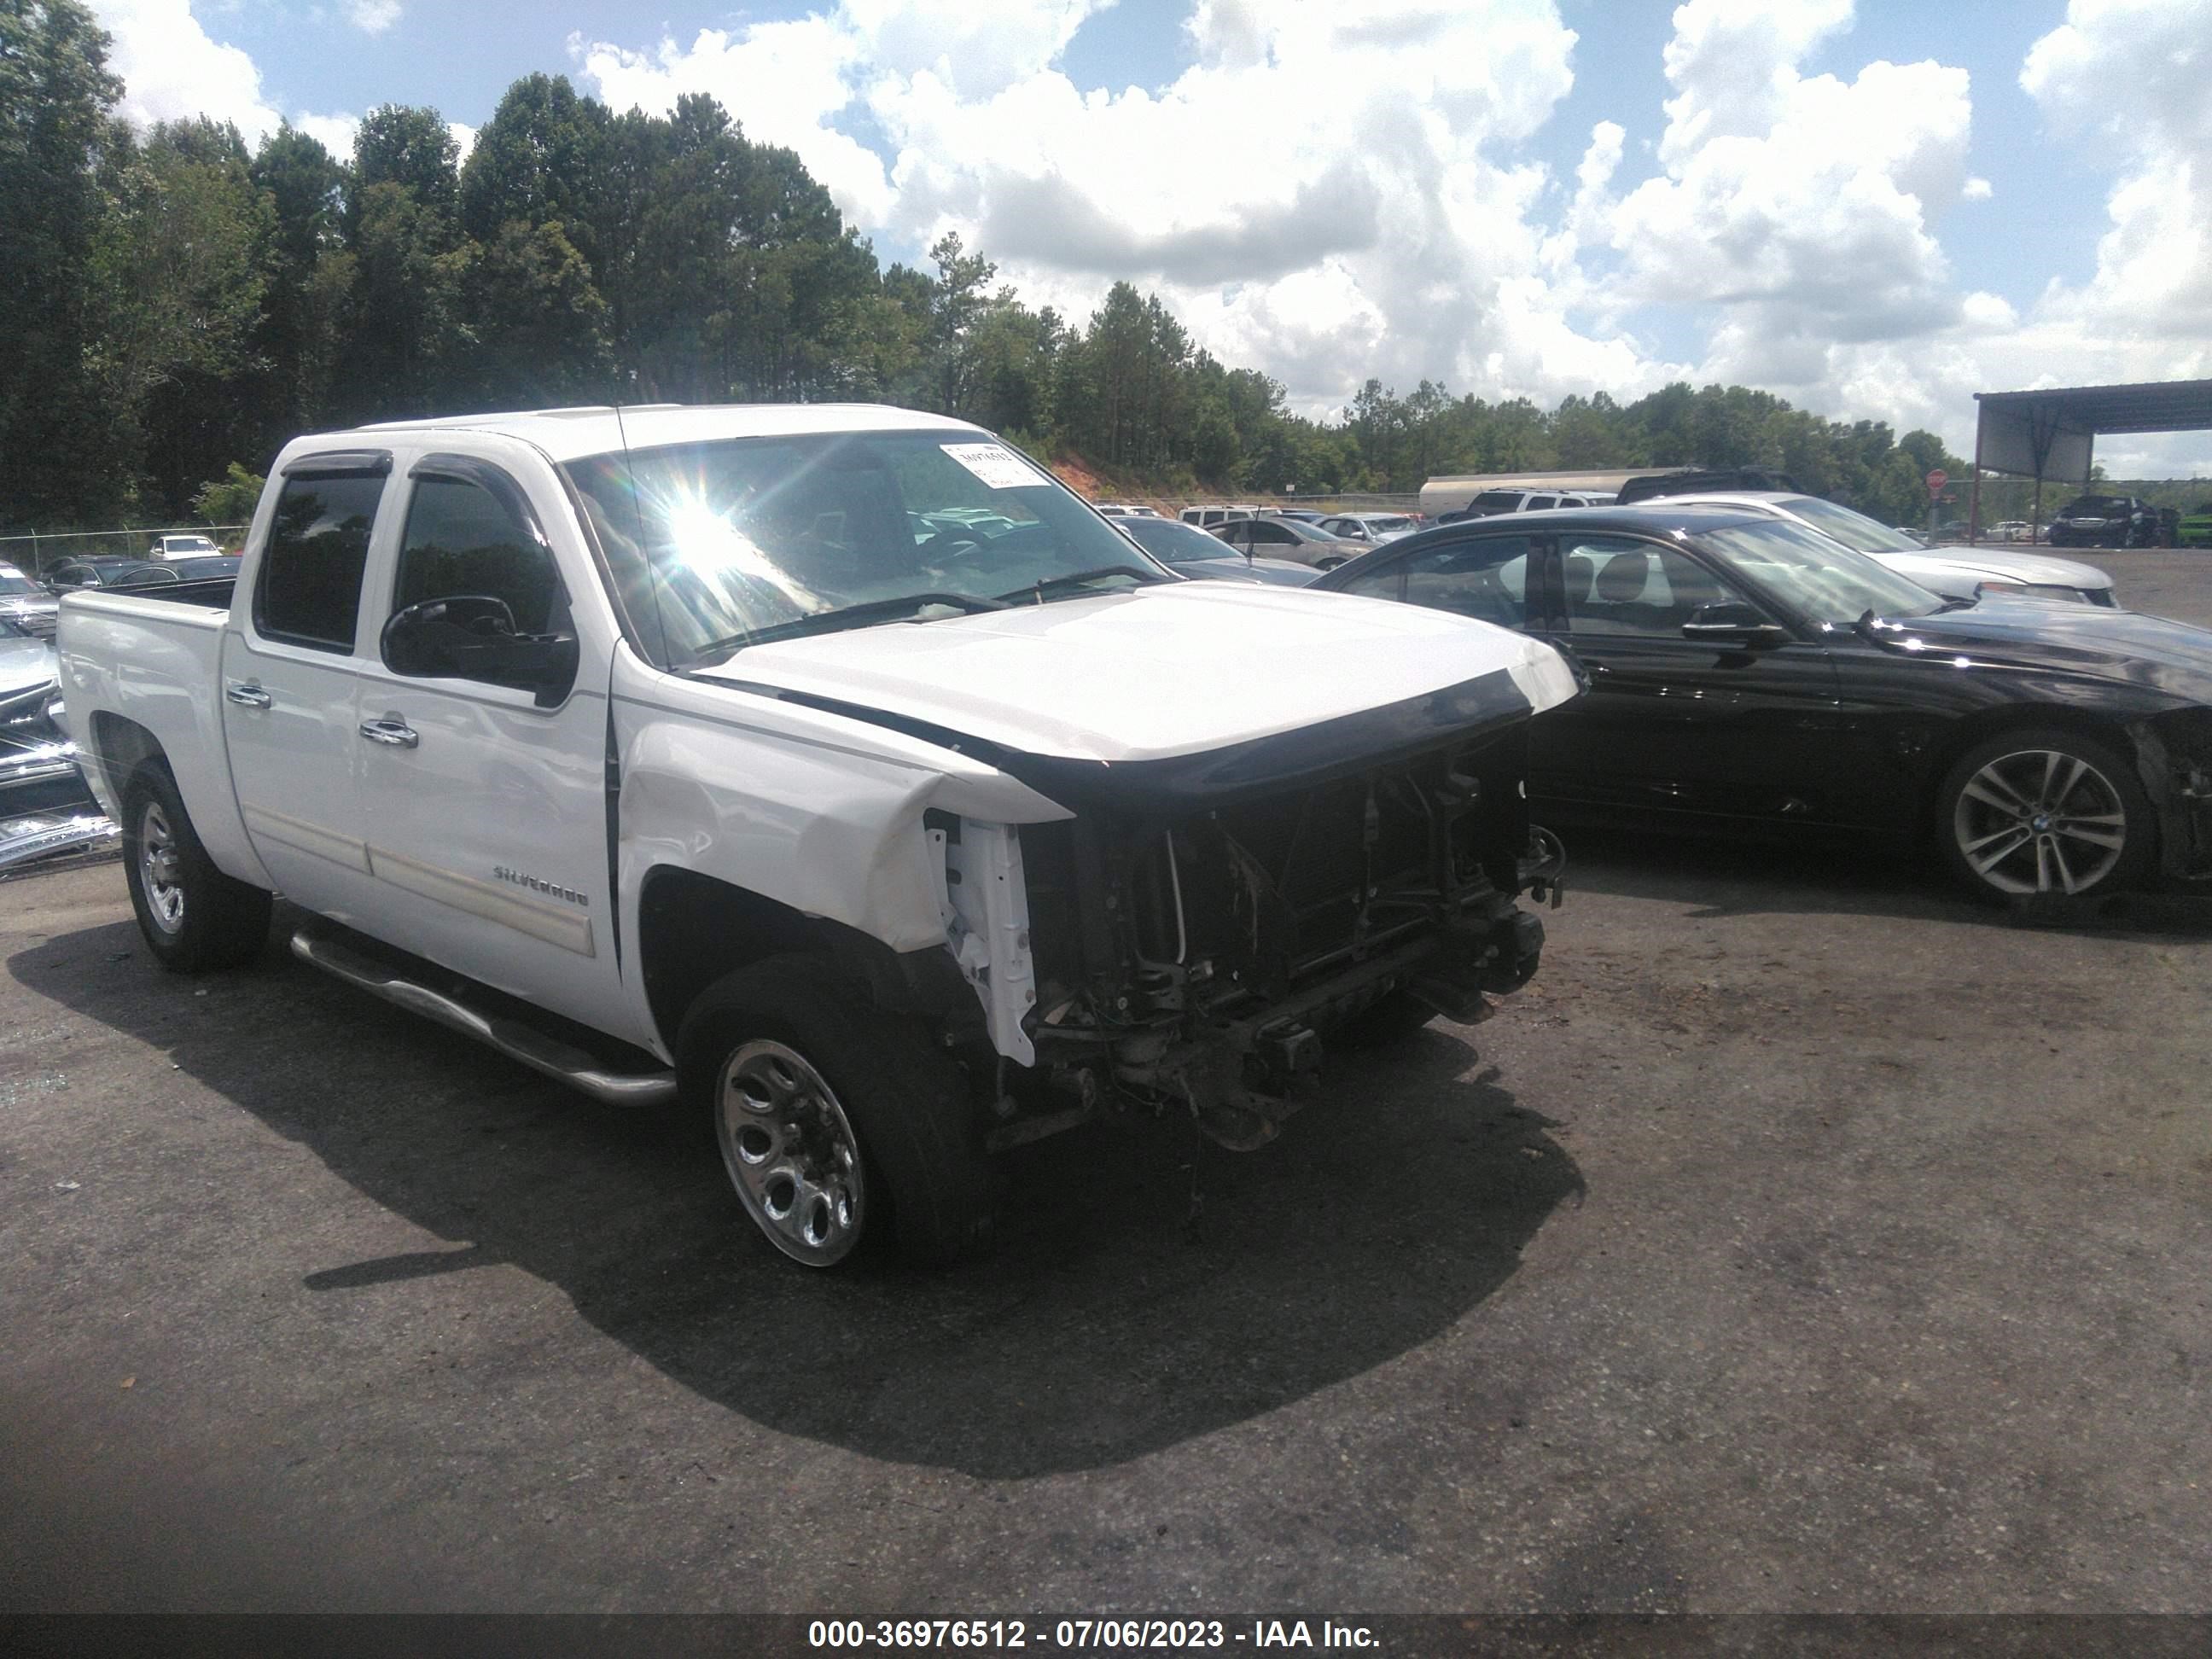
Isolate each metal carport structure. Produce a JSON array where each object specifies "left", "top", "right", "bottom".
[{"left": 1969, "top": 378, "right": 2212, "bottom": 540}]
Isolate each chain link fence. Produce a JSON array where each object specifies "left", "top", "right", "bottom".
[
  {"left": 1142, "top": 493, "right": 1425, "bottom": 515},
  {"left": 0, "top": 526, "right": 247, "bottom": 577}
]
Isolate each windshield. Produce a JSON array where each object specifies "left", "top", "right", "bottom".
[
  {"left": 1366, "top": 515, "right": 1415, "bottom": 533},
  {"left": 1121, "top": 516, "right": 1232, "bottom": 565},
  {"left": 0, "top": 574, "right": 37, "bottom": 596},
  {"left": 1780, "top": 496, "right": 1924, "bottom": 554},
  {"left": 565, "top": 430, "right": 1168, "bottom": 666},
  {"left": 1697, "top": 520, "right": 1943, "bottom": 623},
  {"left": 163, "top": 536, "right": 218, "bottom": 554},
  {"left": 2062, "top": 497, "right": 2130, "bottom": 514}
]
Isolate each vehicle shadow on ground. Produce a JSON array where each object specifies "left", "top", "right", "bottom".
[
  {"left": 9, "top": 917, "right": 1581, "bottom": 1480},
  {"left": 1559, "top": 826, "right": 2212, "bottom": 940}
]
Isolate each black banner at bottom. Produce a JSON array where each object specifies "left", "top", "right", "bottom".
[{"left": 7, "top": 1615, "right": 2212, "bottom": 1659}]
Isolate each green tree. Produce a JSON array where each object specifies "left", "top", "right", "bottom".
[
  {"left": 92, "top": 118, "right": 275, "bottom": 514},
  {"left": 338, "top": 107, "right": 470, "bottom": 419},
  {"left": 191, "top": 461, "right": 265, "bottom": 526},
  {"left": 467, "top": 217, "right": 611, "bottom": 405},
  {"left": 352, "top": 104, "right": 461, "bottom": 225},
  {"left": 247, "top": 124, "right": 353, "bottom": 442},
  {"left": 336, "top": 181, "right": 474, "bottom": 419},
  {"left": 0, "top": 0, "right": 126, "bottom": 526},
  {"left": 459, "top": 73, "right": 608, "bottom": 257}
]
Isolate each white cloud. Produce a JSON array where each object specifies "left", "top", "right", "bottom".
[
  {"left": 573, "top": 18, "right": 894, "bottom": 224},
  {"left": 90, "top": 0, "right": 358, "bottom": 150},
  {"left": 85, "top": 0, "right": 2212, "bottom": 474},
  {"left": 93, "top": 0, "right": 281, "bottom": 140},
  {"left": 576, "top": 0, "right": 1650, "bottom": 411},
  {"left": 294, "top": 112, "right": 360, "bottom": 160},
  {"left": 1604, "top": 0, "right": 1979, "bottom": 389},
  {"left": 346, "top": 0, "right": 401, "bottom": 37},
  {"left": 2020, "top": 0, "right": 2212, "bottom": 351}
]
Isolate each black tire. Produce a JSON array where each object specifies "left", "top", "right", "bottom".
[
  {"left": 677, "top": 955, "right": 996, "bottom": 1268},
  {"left": 1935, "top": 726, "right": 2152, "bottom": 905},
  {"left": 1330, "top": 986, "right": 1439, "bottom": 1050},
  {"left": 120, "top": 761, "right": 272, "bottom": 973}
]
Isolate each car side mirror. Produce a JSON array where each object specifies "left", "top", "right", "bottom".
[
  {"left": 382, "top": 595, "right": 579, "bottom": 708},
  {"left": 1681, "top": 601, "right": 1789, "bottom": 647}
]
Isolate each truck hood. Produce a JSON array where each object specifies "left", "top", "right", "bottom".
[{"left": 696, "top": 582, "right": 1579, "bottom": 765}]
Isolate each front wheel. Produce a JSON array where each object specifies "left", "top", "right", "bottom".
[
  {"left": 121, "top": 761, "right": 272, "bottom": 972},
  {"left": 677, "top": 956, "right": 996, "bottom": 1268},
  {"left": 1936, "top": 728, "right": 2151, "bottom": 904}
]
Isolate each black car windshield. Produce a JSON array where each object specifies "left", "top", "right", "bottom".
[
  {"left": 1120, "top": 516, "right": 1234, "bottom": 566},
  {"left": 1780, "top": 495, "right": 1924, "bottom": 554},
  {"left": 1697, "top": 520, "right": 1943, "bottom": 622},
  {"left": 2064, "top": 497, "right": 2132, "bottom": 513},
  {"left": 564, "top": 431, "right": 1169, "bottom": 666}
]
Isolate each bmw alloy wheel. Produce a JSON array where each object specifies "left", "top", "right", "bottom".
[{"left": 1951, "top": 747, "right": 2128, "bottom": 896}]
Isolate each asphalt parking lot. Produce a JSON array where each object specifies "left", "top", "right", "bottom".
[{"left": 5, "top": 552, "right": 2212, "bottom": 1616}]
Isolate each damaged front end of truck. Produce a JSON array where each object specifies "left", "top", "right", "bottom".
[{"left": 913, "top": 673, "right": 1569, "bottom": 1153}]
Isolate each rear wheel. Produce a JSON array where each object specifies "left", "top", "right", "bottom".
[
  {"left": 678, "top": 956, "right": 996, "bottom": 1268},
  {"left": 121, "top": 761, "right": 271, "bottom": 972},
  {"left": 1936, "top": 728, "right": 2151, "bottom": 904}
]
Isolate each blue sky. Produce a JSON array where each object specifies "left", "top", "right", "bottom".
[{"left": 95, "top": 1, "right": 2212, "bottom": 472}]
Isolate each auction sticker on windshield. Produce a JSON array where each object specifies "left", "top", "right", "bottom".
[{"left": 942, "top": 443, "right": 1045, "bottom": 489}]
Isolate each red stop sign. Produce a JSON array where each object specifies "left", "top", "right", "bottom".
[{"left": 1925, "top": 469, "right": 1948, "bottom": 494}]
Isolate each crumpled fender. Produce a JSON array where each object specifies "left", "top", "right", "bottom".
[{"left": 613, "top": 661, "right": 1072, "bottom": 955}]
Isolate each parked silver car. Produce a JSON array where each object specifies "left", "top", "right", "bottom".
[
  {"left": 1316, "top": 512, "right": 1419, "bottom": 544},
  {"left": 1628, "top": 491, "right": 2116, "bottom": 607},
  {"left": 1211, "top": 514, "right": 1370, "bottom": 569},
  {"left": 1116, "top": 515, "right": 1318, "bottom": 586},
  {"left": 0, "top": 563, "right": 60, "bottom": 638}
]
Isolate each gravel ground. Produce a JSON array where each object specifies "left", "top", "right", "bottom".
[{"left": 3, "top": 551, "right": 2210, "bottom": 1615}]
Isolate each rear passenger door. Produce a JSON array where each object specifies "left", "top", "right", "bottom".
[
  {"left": 219, "top": 452, "right": 391, "bottom": 921},
  {"left": 1333, "top": 529, "right": 1536, "bottom": 632}
]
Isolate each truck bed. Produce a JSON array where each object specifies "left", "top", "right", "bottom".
[{"left": 56, "top": 583, "right": 267, "bottom": 888}]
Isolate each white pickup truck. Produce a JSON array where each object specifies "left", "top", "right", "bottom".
[{"left": 60, "top": 404, "right": 1578, "bottom": 1267}]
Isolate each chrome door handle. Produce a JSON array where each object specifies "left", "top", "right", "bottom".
[
  {"left": 358, "top": 718, "right": 419, "bottom": 749},
  {"left": 225, "top": 683, "right": 271, "bottom": 709}
]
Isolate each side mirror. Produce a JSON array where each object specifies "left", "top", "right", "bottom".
[
  {"left": 1681, "top": 601, "right": 1789, "bottom": 647},
  {"left": 381, "top": 595, "right": 579, "bottom": 708}
]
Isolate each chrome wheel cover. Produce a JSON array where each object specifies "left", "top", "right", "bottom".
[
  {"left": 138, "top": 801, "right": 186, "bottom": 934},
  {"left": 1953, "top": 748, "right": 2128, "bottom": 896},
  {"left": 714, "top": 1039, "right": 866, "bottom": 1266}
]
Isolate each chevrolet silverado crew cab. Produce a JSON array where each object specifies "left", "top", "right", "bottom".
[{"left": 60, "top": 404, "right": 1577, "bottom": 1267}]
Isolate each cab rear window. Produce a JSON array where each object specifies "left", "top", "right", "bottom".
[{"left": 255, "top": 473, "right": 387, "bottom": 651}]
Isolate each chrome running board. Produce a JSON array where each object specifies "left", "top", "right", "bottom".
[{"left": 290, "top": 925, "right": 678, "bottom": 1108}]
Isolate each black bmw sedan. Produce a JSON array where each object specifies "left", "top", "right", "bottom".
[{"left": 1313, "top": 504, "right": 2212, "bottom": 904}]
